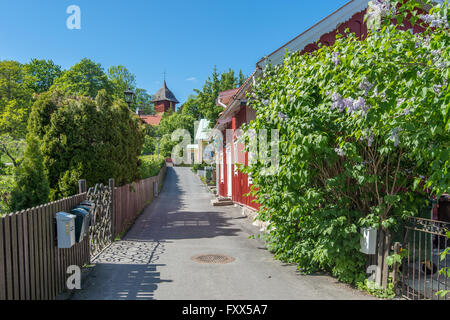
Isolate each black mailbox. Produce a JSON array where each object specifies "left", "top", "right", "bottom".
[{"left": 70, "top": 206, "right": 90, "bottom": 242}]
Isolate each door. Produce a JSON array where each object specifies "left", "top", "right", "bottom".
[{"left": 226, "top": 145, "right": 232, "bottom": 198}]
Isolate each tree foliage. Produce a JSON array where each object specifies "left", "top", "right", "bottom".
[
  {"left": 107, "top": 65, "right": 136, "bottom": 100},
  {"left": 0, "top": 60, "right": 34, "bottom": 166},
  {"left": 138, "top": 154, "right": 165, "bottom": 179},
  {"left": 181, "top": 66, "right": 246, "bottom": 123},
  {"left": 9, "top": 134, "right": 50, "bottom": 211},
  {"left": 23, "top": 59, "right": 62, "bottom": 94},
  {"left": 156, "top": 112, "right": 196, "bottom": 157},
  {"left": 51, "top": 58, "right": 112, "bottom": 99},
  {"left": 28, "top": 89, "right": 145, "bottom": 199},
  {"left": 243, "top": 0, "right": 449, "bottom": 284}
]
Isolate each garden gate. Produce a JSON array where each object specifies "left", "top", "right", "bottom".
[
  {"left": 79, "top": 179, "right": 115, "bottom": 259},
  {"left": 397, "top": 217, "right": 449, "bottom": 300}
]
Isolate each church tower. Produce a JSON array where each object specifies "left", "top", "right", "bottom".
[{"left": 152, "top": 81, "right": 179, "bottom": 113}]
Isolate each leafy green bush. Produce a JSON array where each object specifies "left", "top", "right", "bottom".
[
  {"left": 138, "top": 154, "right": 165, "bottom": 179},
  {"left": 0, "top": 173, "right": 14, "bottom": 216},
  {"left": 28, "top": 89, "right": 144, "bottom": 199},
  {"left": 9, "top": 134, "right": 50, "bottom": 211},
  {"left": 243, "top": 0, "right": 449, "bottom": 285},
  {"left": 192, "top": 162, "right": 206, "bottom": 173},
  {"left": 437, "top": 230, "right": 450, "bottom": 298}
]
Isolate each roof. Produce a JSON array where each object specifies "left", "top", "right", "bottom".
[
  {"left": 152, "top": 81, "right": 179, "bottom": 104},
  {"left": 257, "top": 0, "right": 369, "bottom": 69},
  {"left": 217, "top": 88, "right": 240, "bottom": 106},
  {"left": 140, "top": 114, "right": 162, "bottom": 126},
  {"left": 214, "top": 69, "right": 259, "bottom": 130},
  {"left": 195, "top": 119, "right": 210, "bottom": 141}
]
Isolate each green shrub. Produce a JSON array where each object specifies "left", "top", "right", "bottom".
[
  {"left": 243, "top": 1, "right": 449, "bottom": 285},
  {"left": 28, "top": 89, "right": 144, "bottom": 199},
  {"left": 138, "top": 154, "right": 165, "bottom": 179},
  {"left": 192, "top": 162, "right": 207, "bottom": 173},
  {"left": 9, "top": 134, "right": 50, "bottom": 211}
]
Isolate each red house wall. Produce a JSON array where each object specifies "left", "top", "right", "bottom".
[{"left": 219, "top": 105, "right": 260, "bottom": 210}]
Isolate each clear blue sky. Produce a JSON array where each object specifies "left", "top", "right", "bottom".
[{"left": 0, "top": 0, "right": 349, "bottom": 105}]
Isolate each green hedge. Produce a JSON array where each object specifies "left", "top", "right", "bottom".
[{"left": 138, "top": 154, "right": 165, "bottom": 179}]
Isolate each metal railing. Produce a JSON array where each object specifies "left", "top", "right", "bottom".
[{"left": 399, "top": 217, "right": 449, "bottom": 300}]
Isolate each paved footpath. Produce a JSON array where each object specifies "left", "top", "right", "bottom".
[{"left": 71, "top": 167, "right": 374, "bottom": 300}]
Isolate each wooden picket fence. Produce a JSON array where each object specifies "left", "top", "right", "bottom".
[
  {"left": 0, "top": 164, "right": 167, "bottom": 300},
  {"left": 114, "top": 165, "right": 167, "bottom": 237},
  {"left": 0, "top": 194, "right": 89, "bottom": 300}
]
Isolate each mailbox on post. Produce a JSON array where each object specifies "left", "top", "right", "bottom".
[
  {"left": 360, "top": 227, "right": 377, "bottom": 254},
  {"left": 70, "top": 206, "right": 90, "bottom": 243},
  {"left": 56, "top": 212, "right": 76, "bottom": 248}
]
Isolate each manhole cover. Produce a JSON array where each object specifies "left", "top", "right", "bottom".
[{"left": 191, "top": 254, "right": 235, "bottom": 264}]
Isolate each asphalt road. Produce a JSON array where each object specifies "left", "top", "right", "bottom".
[{"left": 71, "top": 166, "right": 374, "bottom": 300}]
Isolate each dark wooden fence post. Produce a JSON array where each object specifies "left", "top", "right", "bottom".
[
  {"left": 109, "top": 178, "right": 115, "bottom": 241},
  {"left": 376, "top": 228, "right": 384, "bottom": 287},
  {"left": 78, "top": 179, "right": 86, "bottom": 194},
  {"left": 392, "top": 242, "right": 401, "bottom": 292},
  {"left": 381, "top": 230, "right": 391, "bottom": 290}
]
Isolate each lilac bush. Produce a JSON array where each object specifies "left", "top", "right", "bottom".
[{"left": 243, "top": 0, "right": 449, "bottom": 285}]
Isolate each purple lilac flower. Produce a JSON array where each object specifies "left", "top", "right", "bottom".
[
  {"left": 397, "top": 98, "right": 406, "bottom": 107},
  {"left": 278, "top": 112, "right": 289, "bottom": 121},
  {"left": 431, "top": 49, "right": 441, "bottom": 56},
  {"left": 390, "top": 128, "right": 401, "bottom": 147},
  {"left": 420, "top": 13, "right": 449, "bottom": 29},
  {"left": 434, "top": 84, "right": 442, "bottom": 94},
  {"left": 331, "top": 92, "right": 345, "bottom": 112},
  {"left": 400, "top": 108, "right": 410, "bottom": 116},
  {"left": 332, "top": 51, "right": 340, "bottom": 66},
  {"left": 367, "top": 0, "right": 397, "bottom": 23},
  {"left": 361, "top": 129, "right": 375, "bottom": 147},
  {"left": 331, "top": 93, "right": 370, "bottom": 114},
  {"left": 343, "top": 98, "right": 355, "bottom": 113},
  {"left": 437, "top": 62, "right": 447, "bottom": 70},
  {"left": 358, "top": 79, "right": 373, "bottom": 96},
  {"left": 353, "top": 97, "right": 366, "bottom": 110}
]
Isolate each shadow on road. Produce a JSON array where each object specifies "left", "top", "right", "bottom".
[
  {"left": 75, "top": 263, "right": 172, "bottom": 300},
  {"left": 73, "top": 166, "right": 239, "bottom": 300}
]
